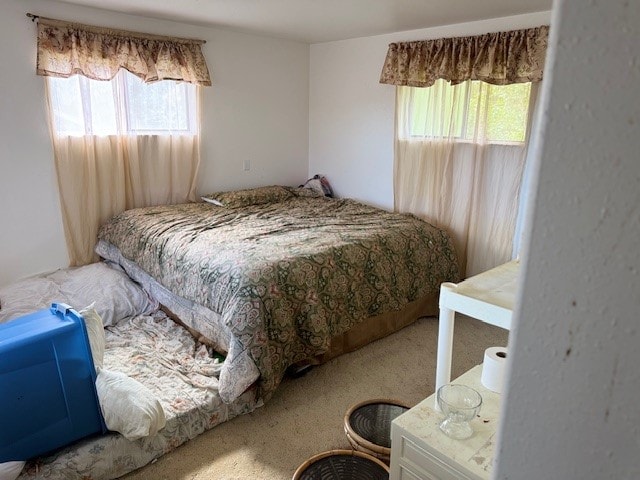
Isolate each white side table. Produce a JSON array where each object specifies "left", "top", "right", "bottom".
[
  {"left": 389, "top": 261, "right": 519, "bottom": 480},
  {"left": 390, "top": 366, "right": 500, "bottom": 480},
  {"left": 435, "top": 260, "right": 519, "bottom": 398}
]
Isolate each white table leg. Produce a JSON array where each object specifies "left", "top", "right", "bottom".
[{"left": 435, "top": 305, "right": 455, "bottom": 407}]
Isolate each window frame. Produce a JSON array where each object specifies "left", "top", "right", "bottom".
[
  {"left": 405, "top": 81, "right": 532, "bottom": 146},
  {"left": 47, "top": 70, "right": 198, "bottom": 137}
]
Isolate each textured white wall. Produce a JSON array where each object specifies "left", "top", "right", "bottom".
[
  {"left": 0, "top": 0, "right": 67, "bottom": 288},
  {"left": 308, "top": 12, "right": 550, "bottom": 209},
  {"left": 0, "top": 0, "right": 309, "bottom": 286},
  {"left": 496, "top": 0, "right": 640, "bottom": 478}
]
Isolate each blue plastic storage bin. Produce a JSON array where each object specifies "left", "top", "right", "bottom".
[{"left": 0, "top": 303, "right": 106, "bottom": 462}]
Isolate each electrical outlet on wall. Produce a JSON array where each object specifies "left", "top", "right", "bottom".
[{"left": 243, "top": 159, "right": 251, "bottom": 171}]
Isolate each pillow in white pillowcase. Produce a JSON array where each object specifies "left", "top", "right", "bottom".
[
  {"left": 51, "top": 263, "right": 158, "bottom": 326},
  {"left": 0, "top": 461, "right": 25, "bottom": 480},
  {"left": 80, "top": 306, "right": 105, "bottom": 370},
  {"left": 0, "top": 263, "right": 158, "bottom": 327},
  {"left": 95, "top": 369, "right": 166, "bottom": 441}
]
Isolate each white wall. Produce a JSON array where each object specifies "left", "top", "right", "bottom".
[
  {"left": 309, "top": 11, "right": 550, "bottom": 210},
  {"left": 496, "top": 0, "right": 640, "bottom": 478},
  {"left": 0, "top": 0, "right": 309, "bottom": 286}
]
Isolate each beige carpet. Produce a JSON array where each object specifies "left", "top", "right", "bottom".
[{"left": 123, "top": 314, "right": 508, "bottom": 480}]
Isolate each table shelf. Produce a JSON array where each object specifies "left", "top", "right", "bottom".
[
  {"left": 389, "top": 261, "right": 519, "bottom": 480},
  {"left": 435, "top": 260, "right": 519, "bottom": 397}
]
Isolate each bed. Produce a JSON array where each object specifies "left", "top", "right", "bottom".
[
  {"left": 96, "top": 186, "right": 460, "bottom": 404},
  {"left": 0, "top": 187, "right": 457, "bottom": 479}
]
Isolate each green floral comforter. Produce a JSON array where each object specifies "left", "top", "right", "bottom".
[{"left": 98, "top": 195, "right": 459, "bottom": 403}]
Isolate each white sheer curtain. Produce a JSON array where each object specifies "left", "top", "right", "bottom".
[
  {"left": 36, "top": 17, "right": 209, "bottom": 266},
  {"left": 45, "top": 75, "right": 201, "bottom": 266},
  {"left": 394, "top": 80, "right": 537, "bottom": 277}
]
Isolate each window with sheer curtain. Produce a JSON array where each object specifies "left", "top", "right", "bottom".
[
  {"left": 380, "top": 26, "right": 548, "bottom": 277},
  {"left": 37, "top": 17, "right": 210, "bottom": 266},
  {"left": 395, "top": 80, "right": 536, "bottom": 277},
  {"left": 406, "top": 81, "right": 531, "bottom": 143},
  {"left": 47, "top": 70, "right": 197, "bottom": 136}
]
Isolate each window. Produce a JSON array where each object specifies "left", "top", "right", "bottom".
[
  {"left": 47, "top": 70, "right": 197, "bottom": 136},
  {"left": 407, "top": 80, "right": 532, "bottom": 144}
]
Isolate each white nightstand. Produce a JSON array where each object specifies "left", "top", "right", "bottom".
[
  {"left": 389, "top": 366, "right": 501, "bottom": 480},
  {"left": 389, "top": 261, "right": 519, "bottom": 480}
]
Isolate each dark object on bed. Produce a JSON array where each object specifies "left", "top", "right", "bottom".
[
  {"left": 97, "top": 187, "right": 459, "bottom": 404},
  {"left": 299, "top": 174, "right": 334, "bottom": 197}
]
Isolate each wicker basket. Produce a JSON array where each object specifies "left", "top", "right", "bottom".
[
  {"left": 343, "top": 398, "right": 411, "bottom": 464},
  {"left": 292, "top": 449, "right": 389, "bottom": 480}
]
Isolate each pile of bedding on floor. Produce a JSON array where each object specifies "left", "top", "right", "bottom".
[{"left": 0, "top": 263, "right": 260, "bottom": 480}]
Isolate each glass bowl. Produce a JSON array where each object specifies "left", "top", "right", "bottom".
[{"left": 436, "top": 384, "right": 482, "bottom": 440}]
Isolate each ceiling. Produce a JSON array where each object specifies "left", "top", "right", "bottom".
[{"left": 57, "top": 0, "right": 552, "bottom": 44}]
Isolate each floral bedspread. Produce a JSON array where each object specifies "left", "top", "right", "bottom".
[
  {"left": 18, "top": 312, "right": 258, "bottom": 480},
  {"left": 98, "top": 195, "right": 459, "bottom": 403}
]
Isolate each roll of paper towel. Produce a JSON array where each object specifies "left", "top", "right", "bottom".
[{"left": 481, "top": 346, "right": 508, "bottom": 393}]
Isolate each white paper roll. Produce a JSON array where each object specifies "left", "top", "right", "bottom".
[{"left": 481, "top": 346, "right": 508, "bottom": 393}]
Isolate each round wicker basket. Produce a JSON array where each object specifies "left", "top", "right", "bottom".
[
  {"left": 292, "top": 449, "right": 389, "bottom": 480},
  {"left": 343, "top": 398, "right": 411, "bottom": 464}
]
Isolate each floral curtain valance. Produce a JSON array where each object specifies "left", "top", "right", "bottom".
[
  {"left": 36, "top": 17, "right": 211, "bottom": 86},
  {"left": 380, "top": 25, "right": 549, "bottom": 87}
]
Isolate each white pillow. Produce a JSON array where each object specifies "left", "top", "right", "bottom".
[
  {"left": 80, "top": 306, "right": 105, "bottom": 370},
  {"left": 53, "top": 263, "right": 158, "bottom": 326},
  {"left": 0, "top": 263, "right": 158, "bottom": 326},
  {"left": 95, "top": 369, "right": 166, "bottom": 441},
  {"left": 0, "top": 462, "right": 25, "bottom": 480},
  {"left": 201, "top": 196, "right": 223, "bottom": 206}
]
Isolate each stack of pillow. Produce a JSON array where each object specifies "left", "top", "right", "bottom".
[{"left": 200, "top": 176, "right": 334, "bottom": 208}]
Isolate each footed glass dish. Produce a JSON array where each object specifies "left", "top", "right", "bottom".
[{"left": 437, "top": 384, "right": 482, "bottom": 440}]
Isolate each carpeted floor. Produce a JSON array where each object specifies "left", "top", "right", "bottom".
[{"left": 123, "top": 314, "right": 508, "bottom": 480}]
